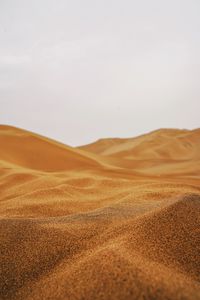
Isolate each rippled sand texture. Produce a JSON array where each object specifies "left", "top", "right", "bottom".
[{"left": 0, "top": 125, "right": 200, "bottom": 300}]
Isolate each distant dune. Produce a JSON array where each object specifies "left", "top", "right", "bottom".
[
  {"left": 0, "top": 125, "right": 199, "bottom": 300},
  {"left": 79, "top": 128, "right": 200, "bottom": 176}
]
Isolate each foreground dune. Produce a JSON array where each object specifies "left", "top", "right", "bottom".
[{"left": 0, "top": 125, "right": 200, "bottom": 300}]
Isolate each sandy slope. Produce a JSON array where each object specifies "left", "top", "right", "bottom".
[
  {"left": 79, "top": 128, "right": 200, "bottom": 176},
  {"left": 0, "top": 125, "right": 200, "bottom": 300}
]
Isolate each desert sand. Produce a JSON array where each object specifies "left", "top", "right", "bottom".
[{"left": 0, "top": 125, "right": 200, "bottom": 300}]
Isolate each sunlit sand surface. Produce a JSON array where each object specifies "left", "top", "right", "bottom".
[{"left": 0, "top": 125, "right": 200, "bottom": 299}]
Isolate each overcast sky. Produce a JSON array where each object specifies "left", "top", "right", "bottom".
[{"left": 1, "top": 0, "right": 200, "bottom": 146}]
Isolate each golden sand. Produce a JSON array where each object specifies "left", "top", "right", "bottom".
[{"left": 0, "top": 125, "right": 199, "bottom": 299}]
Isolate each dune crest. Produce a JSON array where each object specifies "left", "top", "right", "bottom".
[{"left": 0, "top": 125, "right": 199, "bottom": 299}]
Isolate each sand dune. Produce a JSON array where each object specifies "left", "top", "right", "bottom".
[
  {"left": 0, "top": 125, "right": 200, "bottom": 299},
  {"left": 0, "top": 125, "right": 101, "bottom": 171},
  {"left": 80, "top": 128, "right": 200, "bottom": 176},
  {"left": 79, "top": 128, "right": 200, "bottom": 159}
]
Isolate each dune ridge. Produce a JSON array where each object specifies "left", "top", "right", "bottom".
[{"left": 0, "top": 125, "right": 200, "bottom": 299}]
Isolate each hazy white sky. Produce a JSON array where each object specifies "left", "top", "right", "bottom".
[{"left": 1, "top": 0, "right": 200, "bottom": 146}]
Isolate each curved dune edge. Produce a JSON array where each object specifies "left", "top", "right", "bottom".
[{"left": 0, "top": 125, "right": 200, "bottom": 300}]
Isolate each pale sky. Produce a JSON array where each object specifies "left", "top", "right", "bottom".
[{"left": 1, "top": 0, "right": 200, "bottom": 146}]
